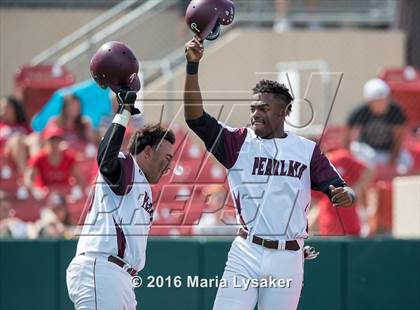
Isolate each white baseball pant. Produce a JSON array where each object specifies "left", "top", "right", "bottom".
[
  {"left": 66, "top": 253, "right": 137, "bottom": 310},
  {"left": 213, "top": 236, "right": 304, "bottom": 310}
]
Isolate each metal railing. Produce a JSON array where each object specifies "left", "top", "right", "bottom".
[
  {"left": 31, "top": 0, "right": 139, "bottom": 65},
  {"left": 30, "top": 0, "right": 399, "bottom": 90},
  {"left": 54, "top": 0, "right": 172, "bottom": 67},
  {"left": 235, "top": 0, "right": 397, "bottom": 26}
]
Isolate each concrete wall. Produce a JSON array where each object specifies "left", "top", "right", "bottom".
[
  {"left": 144, "top": 29, "right": 405, "bottom": 129},
  {"left": 0, "top": 8, "right": 405, "bottom": 130},
  {"left": 393, "top": 175, "right": 420, "bottom": 238},
  {"left": 0, "top": 6, "right": 192, "bottom": 97},
  {"left": 0, "top": 8, "right": 103, "bottom": 96}
]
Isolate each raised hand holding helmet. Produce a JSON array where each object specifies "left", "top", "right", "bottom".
[{"left": 185, "top": 0, "right": 235, "bottom": 41}]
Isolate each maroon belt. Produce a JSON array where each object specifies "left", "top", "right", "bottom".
[
  {"left": 107, "top": 255, "right": 138, "bottom": 277},
  {"left": 80, "top": 253, "right": 138, "bottom": 277},
  {"left": 238, "top": 229, "right": 300, "bottom": 251}
]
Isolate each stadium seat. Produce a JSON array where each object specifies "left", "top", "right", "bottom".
[
  {"left": 319, "top": 126, "right": 346, "bottom": 152},
  {"left": 14, "top": 64, "right": 75, "bottom": 119},
  {"left": 368, "top": 181, "right": 393, "bottom": 234},
  {"left": 196, "top": 158, "right": 227, "bottom": 184},
  {"left": 379, "top": 67, "right": 420, "bottom": 129},
  {"left": 10, "top": 193, "right": 43, "bottom": 222}
]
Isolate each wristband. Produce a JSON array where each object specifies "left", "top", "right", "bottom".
[
  {"left": 187, "top": 62, "right": 199, "bottom": 75},
  {"left": 112, "top": 109, "right": 131, "bottom": 128}
]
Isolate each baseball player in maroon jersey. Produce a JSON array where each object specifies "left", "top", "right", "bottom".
[{"left": 183, "top": 37, "right": 356, "bottom": 310}]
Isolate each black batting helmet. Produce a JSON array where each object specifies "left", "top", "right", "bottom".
[
  {"left": 185, "top": 0, "right": 235, "bottom": 41},
  {"left": 89, "top": 41, "right": 141, "bottom": 93}
]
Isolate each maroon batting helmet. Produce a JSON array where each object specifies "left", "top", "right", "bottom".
[
  {"left": 89, "top": 41, "right": 141, "bottom": 93},
  {"left": 185, "top": 0, "right": 235, "bottom": 41}
]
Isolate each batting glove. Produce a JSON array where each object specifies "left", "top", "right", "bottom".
[
  {"left": 303, "top": 246, "right": 320, "bottom": 260},
  {"left": 116, "top": 88, "right": 141, "bottom": 115}
]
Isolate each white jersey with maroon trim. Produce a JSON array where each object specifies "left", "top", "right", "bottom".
[
  {"left": 186, "top": 112, "right": 345, "bottom": 242},
  {"left": 76, "top": 152, "right": 153, "bottom": 271},
  {"left": 229, "top": 128, "right": 320, "bottom": 240}
]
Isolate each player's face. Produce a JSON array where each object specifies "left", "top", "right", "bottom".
[
  {"left": 149, "top": 140, "right": 174, "bottom": 184},
  {"left": 250, "top": 93, "right": 287, "bottom": 138}
]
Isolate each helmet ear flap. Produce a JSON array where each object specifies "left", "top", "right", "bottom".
[{"left": 205, "top": 20, "right": 221, "bottom": 41}]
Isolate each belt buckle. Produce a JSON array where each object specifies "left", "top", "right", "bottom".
[{"left": 261, "top": 238, "right": 266, "bottom": 248}]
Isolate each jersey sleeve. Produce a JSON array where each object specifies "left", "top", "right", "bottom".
[
  {"left": 110, "top": 154, "right": 135, "bottom": 196},
  {"left": 97, "top": 123, "right": 126, "bottom": 185},
  {"left": 186, "top": 111, "right": 247, "bottom": 169},
  {"left": 310, "top": 144, "right": 347, "bottom": 199}
]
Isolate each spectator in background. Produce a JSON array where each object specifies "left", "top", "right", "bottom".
[
  {"left": 274, "top": 0, "right": 291, "bottom": 32},
  {"left": 24, "top": 127, "right": 83, "bottom": 200},
  {"left": 314, "top": 148, "right": 373, "bottom": 236},
  {"left": 44, "top": 94, "right": 94, "bottom": 146},
  {"left": 96, "top": 94, "right": 143, "bottom": 147},
  {"left": 0, "top": 191, "right": 34, "bottom": 238},
  {"left": 345, "top": 78, "right": 413, "bottom": 174},
  {"left": 0, "top": 96, "right": 30, "bottom": 175},
  {"left": 37, "top": 192, "right": 73, "bottom": 238}
]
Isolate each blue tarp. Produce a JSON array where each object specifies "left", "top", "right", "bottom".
[{"left": 31, "top": 80, "right": 112, "bottom": 132}]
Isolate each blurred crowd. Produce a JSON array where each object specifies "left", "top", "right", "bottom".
[{"left": 1, "top": 68, "right": 418, "bottom": 240}]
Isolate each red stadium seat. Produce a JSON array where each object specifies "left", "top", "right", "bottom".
[
  {"left": 76, "top": 157, "right": 97, "bottom": 185},
  {"left": 10, "top": 193, "right": 44, "bottom": 222},
  {"left": 375, "top": 181, "right": 392, "bottom": 232},
  {"left": 196, "top": 158, "right": 227, "bottom": 184},
  {"left": 319, "top": 126, "right": 346, "bottom": 152},
  {"left": 168, "top": 159, "right": 202, "bottom": 183},
  {"left": 14, "top": 64, "right": 75, "bottom": 119},
  {"left": 379, "top": 67, "right": 420, "bottom": 129}
]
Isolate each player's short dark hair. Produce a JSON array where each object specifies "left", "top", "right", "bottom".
[
  {"left": 252, "top": 80, "right": 294, "bottom": 114},
  {"left": 128, "top": 124, "right": 176, "bottom": 155}
]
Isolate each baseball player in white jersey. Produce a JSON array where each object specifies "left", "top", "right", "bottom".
[
  {"left": 183, "top": 38, "right": 356, "bottom": 310},
  {"left": 66, "top": 90, "right": 175, "bottom": 310}
]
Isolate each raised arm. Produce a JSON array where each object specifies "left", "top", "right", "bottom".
[
  {"left": 184, "top": 37, "right": 204, "bottom": 120},
  {"left": 97, "top": 90, "right": 138, "bottom": 185}
]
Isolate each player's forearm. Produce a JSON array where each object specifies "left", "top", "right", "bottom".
[
  {"left": 184, "top": 65, "right": 204, "bottom": 120},
  {"left": 97, "top": 110, "right": 130, "bottom": 179}
]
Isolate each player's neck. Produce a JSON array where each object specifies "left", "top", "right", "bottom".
[
  {"left": 262, "top": 127, "right": 287, "bottom": 139},
  {"left": 137, "top": 156, "right": 155, "bottom": 184}
]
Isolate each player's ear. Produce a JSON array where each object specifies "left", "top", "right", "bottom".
[
  {"left": 278, "top": 106, "right": 287, "bottom": 118},
  {"left": 143, "top": 145, "right": 153, "bottom": 159}
]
